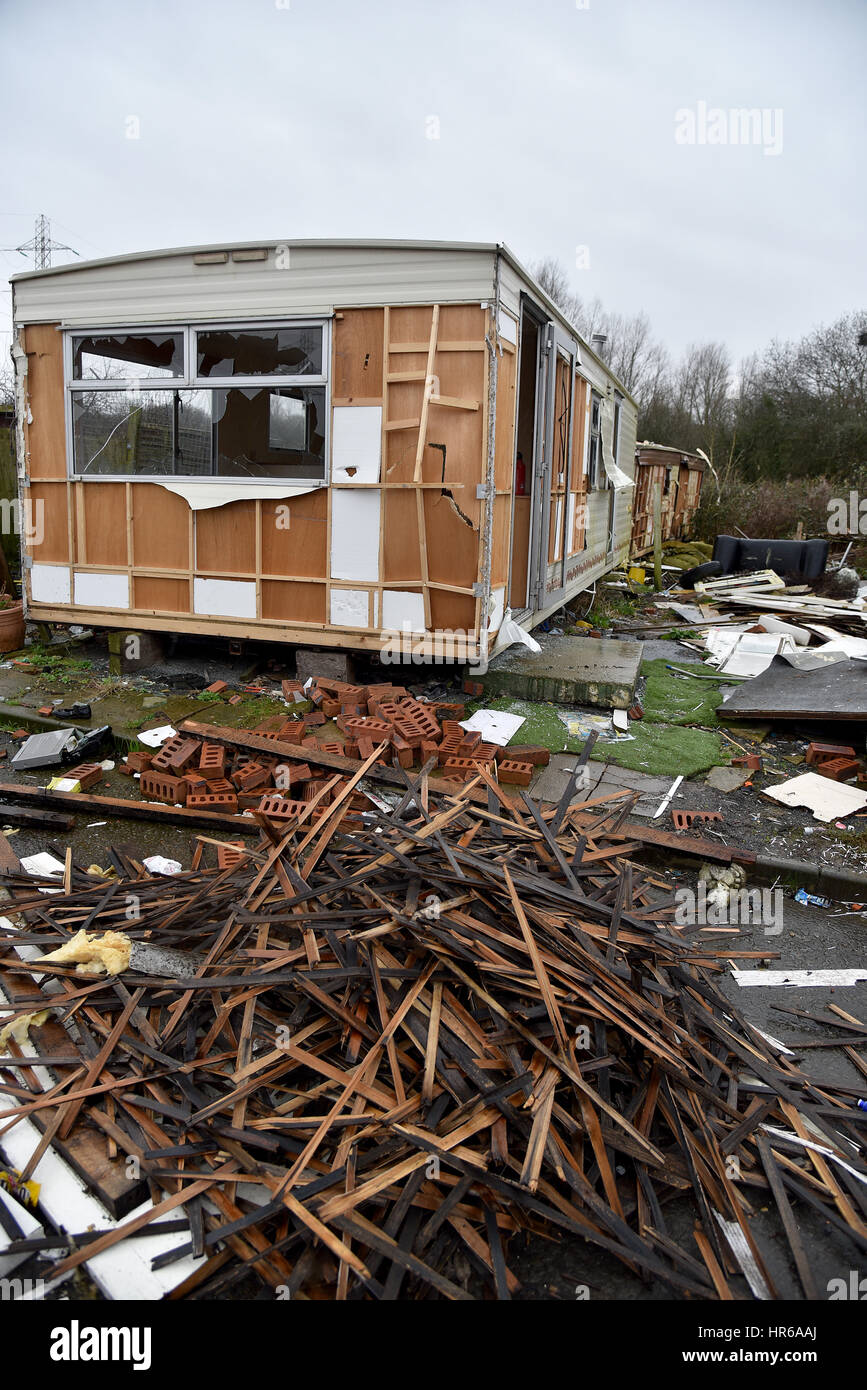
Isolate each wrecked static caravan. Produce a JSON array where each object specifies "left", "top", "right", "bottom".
[
  {"left": 10, "top": 240, "right": 637, "bottom": 665},
  {"left": 631, "top": 442, "right": 705, "bottom": 554}
]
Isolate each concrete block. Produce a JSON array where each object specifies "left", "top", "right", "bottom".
[
  {"left": 107, "top": 630, "right": 167, "bottom": 675},
  {"left": 295, "top": 648, "right": 357, "bottom": 683},
  {"left": 480, "top": 634, "right": 642, "bottom": 709}
]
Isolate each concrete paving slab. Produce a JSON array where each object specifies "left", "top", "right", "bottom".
[
  {"left": 593, "top": 766, "right": 675, "bottom": 818},
  {"left": 482, "top": 634, "right": 642, "bottom": 708},
  {"left": 706, "top": 765, "right": 752, "bottom": 793},
  {"left": 529, "top": 754, "right": 604, "bottom": 804},
  {"left": 528, "top": 754, "right": 671, "bottom": 817}
]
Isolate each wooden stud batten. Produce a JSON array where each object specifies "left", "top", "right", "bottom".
[{"left": 413, "top": 306, "right": 440, "bottom": 485}]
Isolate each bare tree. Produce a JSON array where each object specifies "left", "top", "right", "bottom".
[
  {"left": 529, "top": 257, "right": 585, "bottom": 327},
  {"left": 674, "top": 341, "right": 732, "bottom": 463},
  {"left": 0, "top": 344, "right": 14, "bottom": 407},
  {"left": 600, "top": 310, "right": 670, "bottom": 403}
]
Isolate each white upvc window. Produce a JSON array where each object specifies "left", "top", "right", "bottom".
[{"left": 65, "top": 320, "right": 330, "bottom": 483}]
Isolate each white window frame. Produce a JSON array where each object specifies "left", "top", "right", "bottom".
[{"left": 64, "top": 318, "right": 331, "bottom": 484}]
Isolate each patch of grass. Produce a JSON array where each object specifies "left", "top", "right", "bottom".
[
  {"left": 594, "top": 722, "right": 725, "bottom": 777},
  {"left": 640, "top": 658, "right": 726, "bottom": 727},
  {"left": 463, "top": 692, "right": 727, "bottom": 778}
]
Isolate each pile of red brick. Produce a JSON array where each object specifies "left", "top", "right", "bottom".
[{"left": 119, "top": 677, "right": 551, "bottom": 817}]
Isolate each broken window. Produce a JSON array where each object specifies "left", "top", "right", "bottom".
[
  {"left": 68, "top": 321, "right": 328, "bottom": 480},
  {"left": 196, "top": 326, "right": 322, "bottom": 378},
  {"left": 71, "top": 332, "right": 184, "bottom": 382}
]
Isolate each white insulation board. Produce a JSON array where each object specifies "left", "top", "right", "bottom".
[
  {"left": 331, "top": 406, "right": 382, "bottom": 484},
  {"left": 330, "top": 489, "right": 381, "bottom": 581}
]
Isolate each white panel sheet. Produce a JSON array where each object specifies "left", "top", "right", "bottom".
[
  {"left": 73, "top": 570, "right": 129, "bottom": 609},
  {"left": 193, "top": 577, "right": 256, "bottom": 618},
  {"left": 332, "top": 406, "right": 382, "bottom": 484},
  {"left": 330, "top": 588, "right": 369, "bottom": 628},
  {"left": 382, "top": 590, "right": 425, "bottom": 632},
  {"left": 30, "top": 564, "right": 71, "bottom": 605},
  {"left": 330, "top": 489, "right": 381, "bottom": 581}
]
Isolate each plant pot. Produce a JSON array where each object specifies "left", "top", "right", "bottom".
[{"left": 0, "top": 600, "right": 26, "bottom": 654}]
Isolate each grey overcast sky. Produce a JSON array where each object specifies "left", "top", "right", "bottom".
[{"left": 1, "top": 0, "right": 864, "bottom": 366}]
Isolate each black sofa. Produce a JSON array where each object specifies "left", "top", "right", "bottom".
[{"left": 711, "top": 534, "right": 828, "bottom": 581}]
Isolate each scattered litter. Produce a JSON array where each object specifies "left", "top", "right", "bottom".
[
  {"left": 794, "top": 888, "right": 832, "bottom": 909},
  {"left": 559, "top": 710, "right": 634, "bottom": 743},
  {"left": 46, "top": 775, "right": 82, "bottom": 793},
  {"left": 458, "top": 708, "right": 526, "bottom": 747},
  {"left": 137, "top": 725, "right": 177, "bottom": 748},
  {"left": 19, "top": 851, "right": 65, "bottom": 880},
  {"left": 141, "top": 855, "right": 183, "bottom": 876}
]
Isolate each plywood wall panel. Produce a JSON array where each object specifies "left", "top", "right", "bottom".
[
  {"left": 332, "top": 308, "right": 384, "bottom": 401},
  {"left": 24, "top": 324, "right": 66, "bottom": 480},
  {"left": 132, "top": 485, "right": 190, "bottom": 570},
  {"left": 261, "top": 489, "right": 327, "bottom": 577},
  {"left": 134, "top": 577, "right": 190, "bottom": 613},
  {"left": 494, "top": 344, "right": 517, "bottom": 493},
  {"left": 429, "top": 588, "right": 476, "bottom": 632},
  {"left": 261, "top": 580, "right": 325, "bottom": 623},
  {"left": 27, "top": 483, "right": 68, "bottom": 563},
  {"left": 383, "top": 490, "right": 422, "bottom": 581},
  {"left": 424, "top": 492, "right": 479, "bottom": 588},
  {"left": 437, "top": 305, "right": 487, "bottom": 341},
  {"left": 196, "top": 500, "right": 256, "bottom": 574},
  {"left": 83, "top": 483, "right": 128, "bottom": 566},
  {"left": 490, "top": 494, "right": 511, "bottom": 588}
]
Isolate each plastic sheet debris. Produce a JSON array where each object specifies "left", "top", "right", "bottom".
[
  {"left": 142, "top": 855, "right": 183, "bottom": 876},
  {"left": 490, "top": 608, "right": 542, "bottom": 657}
]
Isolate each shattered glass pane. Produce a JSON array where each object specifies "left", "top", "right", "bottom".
[
  {"left": 72, "top": 332, "right": 183, "bottom": 381},
  {"left": 196, "top": 326, "right": 322, "bottom": 378}
]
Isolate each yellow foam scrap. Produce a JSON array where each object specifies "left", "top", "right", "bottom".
[
  {"left": 38, "top": 929, "right": 132, "bottom": 977},
  {"left": 0, "top": 1009, "right": 50, "bottom": 1050},
  {"left": 47, "top": 776, "right": 82, "bottom": 793}
]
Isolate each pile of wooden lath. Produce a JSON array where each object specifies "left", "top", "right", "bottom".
[
  {"left": 0, "top": 748, "right": 865, "bottom": 1301},
  {"left": 117, "top": 679, "right": 551, "bottom": 813}
]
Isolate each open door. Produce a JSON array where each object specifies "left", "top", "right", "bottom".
[{"left": 507, "top": 304, "right": 578, "bottom": 618}]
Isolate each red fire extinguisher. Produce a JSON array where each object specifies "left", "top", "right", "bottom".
[{"left": 515, "top": 452, "right": 527, "bottom": 496}]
